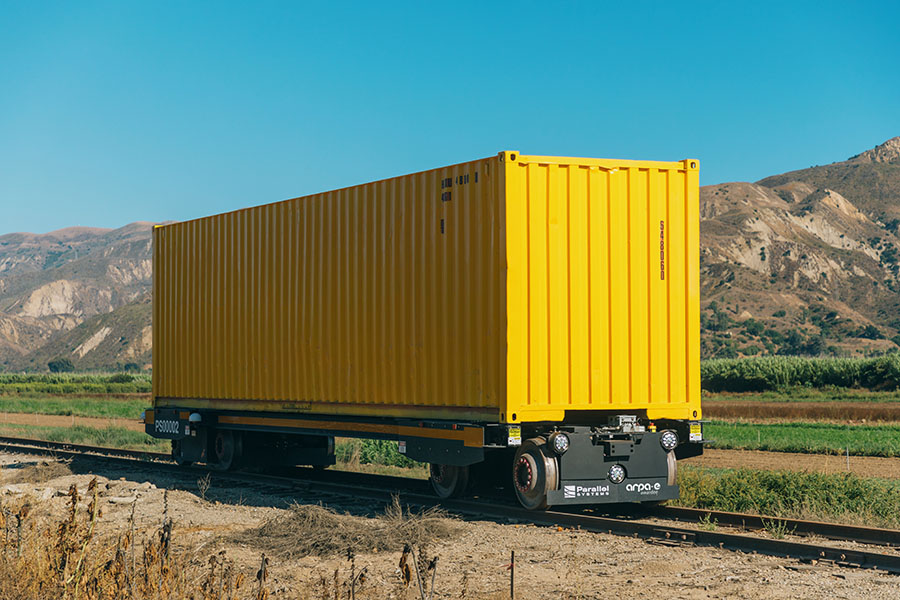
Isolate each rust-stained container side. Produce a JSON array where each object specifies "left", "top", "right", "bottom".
[
  {"left": 154, "top": 156, "right": 507, "bottom": 422},
  {"left": 153, "top": 151, "right": 700, "bottom": 424}
]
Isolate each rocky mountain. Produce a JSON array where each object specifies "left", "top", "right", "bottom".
[
  {"left": 701, "top": 136, "right": 900, "bottom": 358},
  {"left": 1, "top": 137, "right": 900, "bottom": 370},
  {"left": 0, "top": 223, "right": 155, "bottom": 371}
]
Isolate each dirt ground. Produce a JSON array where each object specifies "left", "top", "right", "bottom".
[
  {"left": 684, "top": 448, "right": 900, "bottom": 479},
  {"left": 0, "top": 411, "right": 143, "bottom": 431},
  {"left": 1, "top": 451, "right": 899, "bottom": 599}
]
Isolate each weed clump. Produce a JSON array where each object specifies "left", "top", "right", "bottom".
[
  {"left": 0, "top": 481, "right": 221, "bottom": 599},
  {"left": 237, "top": 496, "right": 459, "bottom": 559}
]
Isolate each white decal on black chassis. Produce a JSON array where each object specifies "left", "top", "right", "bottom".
[
  {"left": 626, "top": 482, "right": 662, "bottom": 495},
  {"left": 564, "top": 484, "right": 610, "bottom": 499}
]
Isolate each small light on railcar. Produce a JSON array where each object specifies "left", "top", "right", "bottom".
[
  {"left": 140, "top": 411, "right": 146, "bottom": 424},
  {"left": 189, "top": 413, "right": 202, "bottom": 423},
  {"left": 660, "top": 430, "right": 679, "bottom": 452},
  {"left": 608, "top": 464, "right": 626, "bottom": 484},
  {"left": 548, "top": 432, "right": 570, "bottom": 455}
]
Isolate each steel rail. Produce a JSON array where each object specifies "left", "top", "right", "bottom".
[
  {"left": 0, "top": 436, "right": 168, "bottom": 461},
  {"left": 645, "top": 505, "right": 900, "bottom": 548},
  {"left": 2, "top": 436, "right": 900, "bottom": 574}
]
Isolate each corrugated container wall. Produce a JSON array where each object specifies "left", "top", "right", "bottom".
[
  {"left": 153, "top": 152, "right": 700, "bottom": 424},
  {"left": 502, "top": 153, "right": 700, "bottom": 423}
]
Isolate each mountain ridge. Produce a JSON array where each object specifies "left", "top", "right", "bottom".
[
  {"left": 0, "top": 222, "right": 155, "bottom": 371},
  {"left": 701, "top": 136, "right": 900, "bottom": 357}
]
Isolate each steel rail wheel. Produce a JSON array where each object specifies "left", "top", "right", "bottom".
[
  {"left": 512, "top": 438, "right": 559, "bottom": 510},
  {"left": 211, "top": 430, "right": 241, "bottom": 471},
  {"left": 666, "top": 450, "right": 677, "bottom": 486},
  {"left": 429, "top": 463, "right": 470, "bottom": 498}
]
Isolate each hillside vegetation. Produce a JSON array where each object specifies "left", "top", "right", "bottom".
[
  {"left": 701, "top": 137, "right": 900, "bottom": 358},
  {"left": 0, "top": 222, "right": 155, "bottom": 371}
]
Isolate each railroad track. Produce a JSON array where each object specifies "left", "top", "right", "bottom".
[{"left": 2, "top": 435, "right": 900, "bottom": 575}]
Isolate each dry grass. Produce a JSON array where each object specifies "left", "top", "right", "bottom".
[
  {"left": 4, "top": 459, "right": 72, "bottom": 484},
  {"left": 236, "top": 496, "right": 460, "bottom": 559},
  {"left": 0, "top": 483, "right": 247, "bottom": 600},
  {"left": 0, "top": 486, "right": 492, "bottom": 599}
]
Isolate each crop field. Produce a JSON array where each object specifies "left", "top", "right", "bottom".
[
  {"left": 702, "top": 360, "right": 900, "bottom": 421},
  {"left": 0, "top": 394, "right": 145, "bottom": 419},
  {"left": 0, "top": 373, "right": 151, "bottom": 394},
  {"left": 701, "top": 355, "right": 900, "bottom": 392},
  {"left": 704, "top": 387, "right": 900, "bottom": 403},
  {"left": 704, "top": 420, "right": 900, "bottom": 457},
  {"left": 703, "top": 399, "right": 900, "bottom": 422}
]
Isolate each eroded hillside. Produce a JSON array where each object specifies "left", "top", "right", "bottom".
[
  {"left": 0, "top": 223, "right": 155, "bottom": 370},
  {"left": 701, "top": 137, "right": 900, "bottom": 358}
]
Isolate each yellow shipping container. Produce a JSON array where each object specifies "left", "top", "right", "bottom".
[{"left": 153, "top": 151, "right": 700, "bottom": 425}]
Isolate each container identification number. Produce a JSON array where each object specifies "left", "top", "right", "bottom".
[
  {"left": 440, "top": 172, "right": 478, "bottom": 202},
  {"left": 155, "top": 420, "right": 180, "bottom": 435}
]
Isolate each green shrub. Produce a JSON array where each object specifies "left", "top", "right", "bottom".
[
  {"left": 335, "top": 439, "right": 422, "bottom": 468},
  {"left": 855, "top": 324, "right": 885, "bottom": 340},
  {"left": 764, "top": 329, "right": 784, "bottom": 343},
  {"left": 742, "top": 319, "right": 764, "bottom": 336},
  {"left": 48, "top": 358, "right": 75, "bottom": 373}
]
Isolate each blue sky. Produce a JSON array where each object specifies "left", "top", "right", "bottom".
[{"left": 1, "top": 1, "right": 898, "bottom": 234}]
